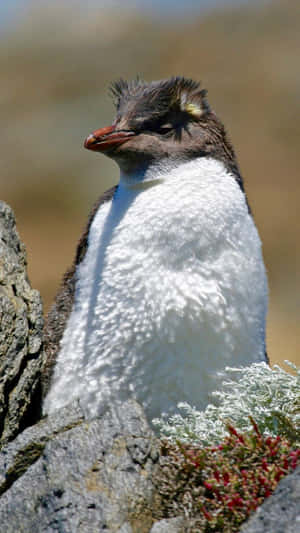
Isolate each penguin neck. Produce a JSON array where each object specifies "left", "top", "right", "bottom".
[{"left": 119, "top": 157, "right": 187, "bottom": 191}]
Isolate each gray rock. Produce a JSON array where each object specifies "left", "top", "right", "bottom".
[
  {"left": 240, "top": 466, "right": 300, "bottom": 533},
  {"left": 0, "top": 201, "right": 44, "bottom": 446},
  {"left": 150, "top": 517, "right": 185, "bottom": 532},
  {"left": 0, "top": 399, "right": 160, "bottom": 532}
]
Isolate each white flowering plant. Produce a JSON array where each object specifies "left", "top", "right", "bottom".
[{"left": 153, "top": 361, "right": 300, "bottom": 446}]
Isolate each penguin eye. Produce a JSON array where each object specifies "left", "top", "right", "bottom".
[
  {"left": 137, "top": 116, "right": 173, "bottom": 135},
  {"left": 156, "top": 123, "right": 173, "bottom": 135}
]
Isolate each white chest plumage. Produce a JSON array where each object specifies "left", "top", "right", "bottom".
[{"left": 44, "top": 157, "right": 268, "bottom": 420}]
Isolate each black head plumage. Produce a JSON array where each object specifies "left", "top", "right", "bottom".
[{"left": 110, "top": 76, "right": 210, "bottom": 124}]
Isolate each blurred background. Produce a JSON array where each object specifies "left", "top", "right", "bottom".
[{"left": 1, "top": 0, "right": 299, "bottom": 366}]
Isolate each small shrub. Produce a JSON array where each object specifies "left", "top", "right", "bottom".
[
  {"left": 153, "top": 361, "right": 300, "bottom": 446},
  {"left": 153, "top": 361, "right": 300, "bottom": 530},
  {"left": 153, "top": 420, "right": 300, "bottom": 532}
]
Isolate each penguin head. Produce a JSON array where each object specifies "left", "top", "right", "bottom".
[{"left": 84, "top": 76, "right": 237, "bottom": 177}]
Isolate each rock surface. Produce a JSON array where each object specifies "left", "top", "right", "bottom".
[
  {"left": 241, "top": 465, "right": 300, "bottom": 533},
  {"left": 149, "top": 517, "right": 185, "bottom": 532},
  {"left": 0, "top": 201, "right": 44, "bottom": 446},
  {"left": 0, "top": 400, "right": 159, "bottom": 532}
]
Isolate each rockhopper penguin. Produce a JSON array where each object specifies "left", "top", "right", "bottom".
[{"left": 43, "top": 77, "right": 268, "bottom": 421}]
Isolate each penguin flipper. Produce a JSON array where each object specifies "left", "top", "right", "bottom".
[{"left": 42, "top": 185, "right": 118, "bottom": 398}]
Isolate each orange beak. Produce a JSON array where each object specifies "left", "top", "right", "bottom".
[{"left": 84, "top": 125, "right": 135, "bottom": 152}]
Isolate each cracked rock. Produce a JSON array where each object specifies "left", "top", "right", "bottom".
[
  {"left": 240, "top": 465, "right": 300, "bottom": 533},
  {"left": 0, "top": 201, "right": 44, "bottom": 446},
  {"left": 0, "top": 400, "right": 159, "bottom": 533}
]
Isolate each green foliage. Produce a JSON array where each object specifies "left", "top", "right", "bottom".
[
  {"left": 153, "top": 361, "right": 300, "bottom": 446},
  {"left": 153, "top": 421, "right": 300, "bottom": 532}
]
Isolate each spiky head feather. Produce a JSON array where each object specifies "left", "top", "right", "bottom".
[{"left": 110, "top": 76, "right": 209, "bottom": 123}]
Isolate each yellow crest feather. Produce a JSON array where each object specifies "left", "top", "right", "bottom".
[{"left": 183, "top": 102, "right": 203, "bottom": 119}]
